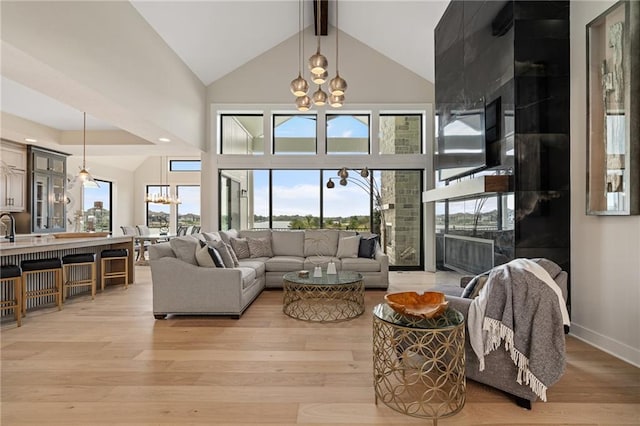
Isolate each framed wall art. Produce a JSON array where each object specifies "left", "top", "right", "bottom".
[{"left": 586, "top": 0, "right": 639, "bottom": 215}]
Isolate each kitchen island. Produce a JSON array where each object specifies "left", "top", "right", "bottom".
[{"left": 1, "top": 234, "right": 135, "bottom": 313}]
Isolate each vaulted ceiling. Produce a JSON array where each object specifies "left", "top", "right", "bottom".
[{"left": 1, "top": 0, "right": 449, "bottom": 165}]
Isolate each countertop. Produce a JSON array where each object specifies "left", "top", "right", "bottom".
[{"left": 0, "top": 234, "right": 133, "bottom": 256}]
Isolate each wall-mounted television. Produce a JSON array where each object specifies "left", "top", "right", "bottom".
[
  {"left": 437, "top": 98, "right": 486, "bottom": 182},
  {"left": 436, "top": 96, "right": 503, "bottom": 182}
]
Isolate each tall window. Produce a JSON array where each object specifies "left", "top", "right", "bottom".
[
  {"left": 221, "top": 114, "right": 264, "bottom": 155},
  {"left": 326, "top": 114, "right": 370, "bottom": 155},
  {"left": 272, "top": 170, "right": 320, "bottom": 229},
  {"left": 82, "top": 179, "right": 112, "bottom": 232},
  {"left": 273, "top": 115, "right": 316, "bottom": 155},
  {"left": 146, "top": 185, "right": 169, "bottom": 231},
  {"left": 322, "top": 169, "right": 370, "bottom": 229},
  {"left": 176, "top": 185, "right": 200, "bottom": 229}
]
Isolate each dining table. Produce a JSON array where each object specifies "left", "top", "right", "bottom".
[{"left": 134, "top": 233, "right": 175, "bottom": 265}]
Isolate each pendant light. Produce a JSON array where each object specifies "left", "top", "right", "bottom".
[
  {"left": 308, "top": 0, "right": 328, "bottom": 74},
  {"left": 76, "top": 112, "right": 99, "bottom": 188},
  {"left": 290, "top": 0, "right": 309, "bottom": 97},
  {"left": 329, "top": 0, "right": 347, "bottom": 99}
]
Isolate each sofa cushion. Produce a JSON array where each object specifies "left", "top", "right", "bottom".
[
  {"left": 169, "top": 235, "right": 199, "bottom": 265},
  {"left": 304, "top": 229, "right": 340, "bottom": 257},
  {"left": 239, "top": 229, "right": 272, "bottom": 239},
  {"left": 304, "top": 256, "right": 341, "bottom": 270},
  {"left": 219, "top": 229, "right": 239, "bottom": 245},
  {"left": 336, "top": 235, "right": 361, "bottom": 258},
  {"left": 358, "top": 234, "right": 378, "bottom": 259},
  {"left": 238, "top": 267, "right": 257, "bottom": 290},
  {"left": 225, "top": 242, "right": 240, "bottom": 266},
  {"left": 237, "top": 259, "right": 266, "bottom": 276},
  {"left": 230, "top": 237, "right": 250, "bottom": 259},
  {"left": 196, "top": 241, "right": 222, "bottom": 268},
  {"left": 341, "top": 257, "right": 381, "bottom": 272},
  {"left": 271, "top": 230, "right": 305, "bottom": 256},
  {"left": 202, "top": 231, "right": 222, "bottom": 242},
  {"left": 265, "top": 256, "right": 305, "bottom": 272},
  {"left": 339, "top": 230, "right": 358, "bottom": 239},
  {"left": 248, "top": 237, "right": 273, "bottom": 258},
  {"left": 209, "top": 240, "right": 235, "bottom": 268}
]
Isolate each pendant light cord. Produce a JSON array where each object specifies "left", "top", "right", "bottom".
[
  {"left": 300, "top": 0, "right": 304, "bottom": 74},
  {"left": 316, "top": 0, "right": 321, "bottom": 51},
  {"left": 82, "top": 112, "right": 87, "bottom": 169},
  {"left": 335, "top": 0, "right": 339, "bottom": 74}
]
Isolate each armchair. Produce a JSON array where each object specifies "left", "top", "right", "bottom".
[{"left": 433, "top": 258, "right": 569, "bottom": 409}]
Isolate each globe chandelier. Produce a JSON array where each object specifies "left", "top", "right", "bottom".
[{"left": 290, "top": 0, "right": 347, "bottom": 111}]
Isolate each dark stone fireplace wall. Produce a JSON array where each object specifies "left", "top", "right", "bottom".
[{"left": 434, "top": 0, "right": 571, "bottom": 275}]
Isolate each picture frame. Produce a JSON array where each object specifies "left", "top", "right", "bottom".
[{"left": 586, "top": 0, "right": 639, "bottom": 215}]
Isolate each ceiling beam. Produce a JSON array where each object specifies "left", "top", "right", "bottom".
[{"left": 313, "top": 0, "right": 328, "bottom": 36}]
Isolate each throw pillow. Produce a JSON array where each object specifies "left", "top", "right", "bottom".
[
  {"left": 209, "top": 240, "right": 235, "bottom": 268},
  {"left": 225, "top": 242, "right": 240, "bottom": 267},
  {"left": 195, "top": 240, "right": 223, "bottom": 268},
  {"left": 358, "top": 234, "right": 378, "bottom": 258},
  {"left": 336, "top": 235, "right": 361, "bottom": 258},
  {"left": 230, "top": 237, "right": 250, "bottom": 259},
  {"left": 169, "top": 235, "right": 199, "bottom": 265},
  {"left": 461, "top": 273, "right": 489, "bottom": 299},
  {"left": 247, "top": 237, "right": 273, "bottom": 258}
]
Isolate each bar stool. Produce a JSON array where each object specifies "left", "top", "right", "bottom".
[
  {"left": 1, "top": 265, "right": 22, "bottom": 326},
  {"left": 101, "top": 249, "right": 129, "bottom": 291},
  {"left": 62, "top": 253, "right": 97, "bottom": 301},
  {"left": 21, "top": 258, "right": 63, "bottom": 315}
]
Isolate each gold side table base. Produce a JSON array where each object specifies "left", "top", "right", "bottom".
[
  {"left": 372, "top": 306, "right": 466, "bottom": 425},
  {"left": 283, "top": 279, "right": 364, "bottom": 322}
]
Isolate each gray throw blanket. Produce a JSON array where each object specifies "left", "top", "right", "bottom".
[{"left": 468, "top": 259, "right": 567, "bottom": 401}]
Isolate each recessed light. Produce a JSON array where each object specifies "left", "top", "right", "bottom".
[
  {"left": 25, "top": 138, "right": 37, "bottom": 143},
  {"left": 158, "top": 137, "right": 171, "bottom": 143}
]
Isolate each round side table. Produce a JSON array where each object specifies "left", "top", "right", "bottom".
[{"left": 372, "top": 303, "right": 466, "bottom": 425}]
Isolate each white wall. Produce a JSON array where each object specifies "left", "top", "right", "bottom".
[
  {"left": 570, "top": 1, "right": 640, "bottom": 366},
  {"left": 1, "top": 1, "right": 206, "bottom": 151}
]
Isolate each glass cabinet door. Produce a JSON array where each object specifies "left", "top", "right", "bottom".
[
  {"left": 33, "top": 173, "right": 50, "bottom": 231},
  {"left": 51, "top": 175, "right": 66, "bottom": 230}
]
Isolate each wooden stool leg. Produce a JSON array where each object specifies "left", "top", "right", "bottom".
[
  {"left": 13, "top": 278, "right": 22, "bottom": 326},
  {"left": 62, "top": 265, "right": 68, "bottom": 302},
  {"left": 91, "top": 262, "right": 96, "bottom": 299},
  {"left": 101, "top": 259, "right": 105, "bottom": 292},
  {"left": 124, "top": 258, "right": 129, "bottom": 289},
  {"left": 21, "top": 274, "right": 27, "bottom": 316},
  {"left": 56, "top": 269, "right": 62, "bottom": 311}
]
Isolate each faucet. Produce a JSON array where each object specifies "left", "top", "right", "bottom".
[{"left": 0, "top": 212, "right": 16, "bottom": 242}]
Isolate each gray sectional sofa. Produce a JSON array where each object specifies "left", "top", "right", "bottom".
[{"left": 149, "top": 228, "right": 389, "bottom": 318}]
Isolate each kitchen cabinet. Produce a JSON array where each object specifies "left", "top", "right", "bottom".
[
  {"left": 29, "top": 147, "right": 67, "bottom": 233},
  {"left": 0, "top": 141, "right": 27, "bottom": 212}
]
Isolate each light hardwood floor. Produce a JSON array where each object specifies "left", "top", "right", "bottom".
[{"left": 1, "top": 267, "right": 638, "bottom": 425}]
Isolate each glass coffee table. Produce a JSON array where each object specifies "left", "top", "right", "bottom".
[
  {"left": 372, "top": 303, "right": 466, "bottom": 425},
  {"left": 282, "top": 270, "right": 364, "bottom": 322}
]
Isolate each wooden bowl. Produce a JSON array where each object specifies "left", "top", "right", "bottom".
[{"left": 384, "top": 291, "right": 449, "bottom": 319}]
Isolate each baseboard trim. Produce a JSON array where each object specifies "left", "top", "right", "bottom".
[{"left": 570, "top": 323, "right": 640, "bottom": 367}]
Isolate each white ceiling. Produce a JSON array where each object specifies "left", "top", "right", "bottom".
[
  {"left": 0, "top": 0, "right": 449, "bottom": 165},
  {"left": 130, "top": 0, "right": 450, "bottom": 85}
]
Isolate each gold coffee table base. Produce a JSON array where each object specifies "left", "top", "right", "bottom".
[
  {"left": 373, "top": 304, "right": 466, "bottom": 425},
  {"left": 283, "top": 272, "right": 364, "bottom": 322}
]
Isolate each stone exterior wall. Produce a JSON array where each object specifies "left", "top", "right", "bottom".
[{"left": 379, "top": 115, "right": 422, "bottom": 266}]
